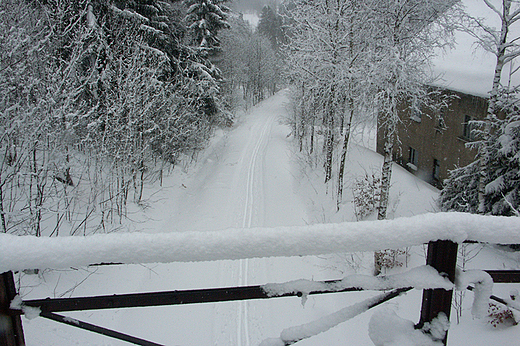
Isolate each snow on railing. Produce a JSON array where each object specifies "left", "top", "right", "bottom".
[
  {"left": 2, "top": 213, "right": 519, "bottom": 346},
  {"left": 1, "top": 212, "right": 519, "bottom": 273}
]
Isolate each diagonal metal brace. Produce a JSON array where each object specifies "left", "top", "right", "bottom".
[{"left": 39, "top": 311, "right": 164, "bottom": 346}]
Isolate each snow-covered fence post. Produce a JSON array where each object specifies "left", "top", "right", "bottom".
[
  {"left": 417, "top": 240, "right": 458, "bottom": 345},
  {"left": 0, "top": 271, "right": 25, "bottom": 345}
]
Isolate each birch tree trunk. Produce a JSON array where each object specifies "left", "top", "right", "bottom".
[
  {"left": 478, "top": 0, "right": 512, "bottom": 213},
  {"left": 337, "top": 101, "right": 354, "bottom": 210},
  {"left": 324, "top": 110, "right": 335, "bottom": 184},
  {"left": 378, "top": 136, "right": 394, "bottom": 221}
]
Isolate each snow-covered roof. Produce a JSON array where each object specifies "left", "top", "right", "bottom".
[{"left": 432, "top": 0, "right": 520, "bottom": 97}]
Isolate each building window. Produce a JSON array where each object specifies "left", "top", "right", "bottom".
[
  {"left": 463, "top": 115, "right": 476, "bottom": 140},
  {"left": 433, "top": 159, "right": 440, "bottom": 181},
  {"left": 407, "top": 147, "right": 418, "bottom": 170}
]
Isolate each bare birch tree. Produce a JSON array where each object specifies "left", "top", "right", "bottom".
[
  {"left": 368, "top": 0, "right": 459, "bottom": 221},
  {"left": 284, "top": 0, "right": 372, "bottom": 208}
]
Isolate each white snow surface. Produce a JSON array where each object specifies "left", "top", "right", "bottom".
[
  {"left": 261, "top": 292, "right": 400, "bottom": 346},
  {"left": 15, "top": 91, "right": 520, "bottom": 346},
  {"left": 2, "top": 213, "right": 519, "bottom": 273},
  {"left": 369, "top": 308, "right": 444, "bottom": 346}
]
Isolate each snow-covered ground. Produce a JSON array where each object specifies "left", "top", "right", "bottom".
[{"left": 15, "top": 91, "right": 520, "bottom": 345}]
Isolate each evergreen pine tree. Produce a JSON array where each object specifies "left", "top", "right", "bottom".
[
  {"left": 111, "top": 0, "right": 176, "bottom": 67},
  {"left": 257, "top": 5, "right": 286, "bottom": 51},
  {"left": 440, "top": 89, "right": 520, "bottom": 216},
  {"left": 184, "top": 0, "right": 230, "bottom": 55}
]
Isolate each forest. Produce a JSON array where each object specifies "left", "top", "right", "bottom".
[
  {"left": 1, "top": 0, "right": 520, "bottom": 240},
  {"left": 0, "top": 0, "right": 281, "bottom": 237}
]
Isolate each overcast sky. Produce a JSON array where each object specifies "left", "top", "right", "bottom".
[
  {"left": 432, "top": 0, "right": 520, "bottom": 96},
  {"left": 229, "top": 0, "right": 519, "bottom": 96},
  {"left": 230, "top": 0, "right": 279, "bottom": 13}
]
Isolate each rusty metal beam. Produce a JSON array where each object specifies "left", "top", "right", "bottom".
[
  {"left": 0, "top": 271, "right": 25, "bottom": 346},
  {"left": 485, "top": 270, "right": 520, "bottom": 283},
  {"left": 17, "top": 280, "right": 369, "bottom": 314},
  {"left": 417, "top": 240, "right": 458, "bottom": 346},
  {"left": 15, "top": 269, "right": 520, "bottom": 317},
  {"left": 39, "top": 311, "right": 163, "bottom": 346}
]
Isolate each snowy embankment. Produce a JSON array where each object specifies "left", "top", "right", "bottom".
[{"left": 1, "top": 212, "right": 519, "bottom": 273}]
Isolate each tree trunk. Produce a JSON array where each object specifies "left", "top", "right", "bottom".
[
  {"left": 299, "top": 84, "right": 305, "bottom": 152},
  {"left": 324, "top": 113, "right": 334, "bottom": 184},
  {"left": 375, "top": 131, "right": 395, "bottom": 275},
  {"left": 378, "top": 139, "right": 393, "bottom": 221},
  {"left": 310, "top": 115, "right": 315, "bottom": 155},
  {"left": 337, "top": 103, "right": 354, "bottom": 210},
  {"left": 0, "top": 178, "right": 6, "bottom": 233},
  {"left": 478, "top": 0, "right": 511, "bottom": 213}
]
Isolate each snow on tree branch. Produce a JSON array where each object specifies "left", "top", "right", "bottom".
[{"left": 110, "top": 5, "right": 150, "bottom": 23}]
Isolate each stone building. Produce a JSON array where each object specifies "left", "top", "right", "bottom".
[{"left": 376, "top": 88, "right": 488, "bottom": 188}]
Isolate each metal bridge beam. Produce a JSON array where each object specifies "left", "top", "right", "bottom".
[{"left": 0, "top": 271, "right": 25, "bottom": 346}]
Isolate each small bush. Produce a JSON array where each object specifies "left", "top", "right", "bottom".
[
  {"left": 352, "top": 173, "right": 381, "bottom": 220},
  {"left": 374, "top": 249, "right": 408, "bottom": 274},
  {"left": 487, "top": 303, "right": 518, "bottom": 328}
]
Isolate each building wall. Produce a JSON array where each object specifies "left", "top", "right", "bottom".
[{"left": 376, "top": 89, "right": 488, "bottom": 188}]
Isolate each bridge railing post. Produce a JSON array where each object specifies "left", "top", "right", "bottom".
[
  {"left": 417, "top": 240, "right": 458, "bottom": 345},
  {"left": 1, "top": 271, "right": 25, "bottom": 346}
]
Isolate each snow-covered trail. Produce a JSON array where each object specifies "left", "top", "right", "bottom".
[
  {"left": 109, "top": 92, "right": 331, "bottom": 346},
  {"left": 17, "top": 91, "right": 520, "bottom": 346},
  {"left": 122, "top": 92, "right": 306, "bottom": 346},
  {"left": 22, "top": 91, "right": 337, "bottom": 346}
]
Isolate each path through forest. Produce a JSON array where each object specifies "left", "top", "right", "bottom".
[
  {"left": 22, "top": 90, "right": 357, "bottom": 346},
  {"left": 20, "top": 91, "right": 520, "bottom": 346}
]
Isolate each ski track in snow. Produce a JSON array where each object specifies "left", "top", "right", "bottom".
[
  {"left": 238, "top": 110, "right": 275, "bottom": 346},
  {"left": 21, "top": 91, "right": 350, "bottom": 346},
  {"left": 205, "top": 98, "right": 278, "bottom": 346}
]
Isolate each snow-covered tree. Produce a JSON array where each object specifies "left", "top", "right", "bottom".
[
  {"left": 0, "top": 0, "right": 107, "bottom": 235},
  {"left": 367, "top": 0, "right": 457, "bottom": 274},
  {"left": 284, "top": 0, "right": 373, "bottom": 208},
  {"left": 184, "top": 0, "right": 230, "bottom": 55},
  {"left": 368, "top": 0, "right": 459, "bottom": 220},
  {"left": 440, "top": 1, "right": 520, "bottom": 217},
  {"left": 0, "top": 0, "right": 232, "bottom": 236},
  {"left": 440, "top": 88, "right": 520, "bottom": 216},
  {"left": 220, "top": 14, "right": 280, "bottom": 107},
  {"left": 487, "top": 94, "right": 520, "bottom": 216},
  {"left": 457, "top": 0, "right": 520, "bottom": 213},
  {"left": 285, "top": 0, "right": 458, "bottom": 210},
  {"left": 257, "top": 5, "right": 286, "bottom": 52}
]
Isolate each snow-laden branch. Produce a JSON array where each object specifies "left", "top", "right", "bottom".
[
  {"left": 482, "top": 0, "right": 503, "bottom": 20},
  {"left": 455, "top": 269, "right": 493, "bottom": 318},
  {"left": 259, "top": 288, "right": 412, "bottom": 346},
  {"left": 1, "top": 212, "right": 519, "bottom": 273},
  {"left": 263, "top": 265, "right": 454, "bottom": 297}
]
